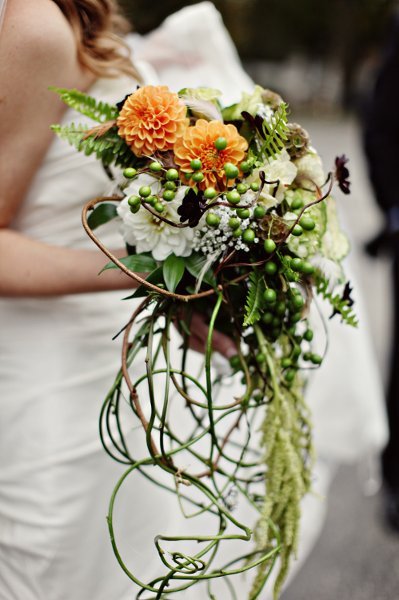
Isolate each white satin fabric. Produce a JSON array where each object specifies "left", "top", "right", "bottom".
[{"left": 0, "top": 3, "right": 387, "bottom": 600}]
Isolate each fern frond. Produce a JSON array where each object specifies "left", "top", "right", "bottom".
[
  {"left": 51, "top": 123, "right": 138, "bottom": 168},
  {"left": 260, "top": 102, "right": 289, "bottom": 160},
  {"left": 243, "top": 270, "right": 266, "bottom": 326},
  {"left": 316, "top": 276, "right": 359, "bottom": 327},
  {"left": 50, "top": 87, "right": 119, "bottom": 122}
]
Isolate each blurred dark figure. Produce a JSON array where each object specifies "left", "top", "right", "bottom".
[{"left": 364, "top": 9, "right": 399, "bottom": 532}]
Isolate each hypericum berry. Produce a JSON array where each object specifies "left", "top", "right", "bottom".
[
  {"left": 184, "top": 172, "right": 192, "bottom": 180},
  {"left": 149, "top": 161, "right": 162, "bottom": 172},
  {"left": 226, "top": 190, "right": 241, "bottom": 205},
  {"left": 310, "top": 353, "right": 323, "bottom": 365},
  {"left": 242, "top": 228, "right": 256, "bottom": 243},
  {"left": 162, "top": 190, "right": 176, "bottom": 202},
  {"left": 303, "top": 329, "right": 314, "bottom": 342},
  {"left": 301, "top": 261, "right": 315, "bottom": 275},
  {"left": 291, "top": 224, "right": 303, "bottom": 236},
  {"left": 264, "top": 261, "right": 278, "bottom": 275},
  {"left": 291, "top": 294, "right": 304, "bottom": 310},
  {"left": 275, "top": 300, "right": 286, "bottom": 316},
  {"left": 262, "top": 312, "right": 273, "bottom": 325},
  {"left": 254, "top": 205, "right": 266, "bottom": 219},
  {"left": 224, "top": 162, "right": 239, "bottom": 179},
  {"left": 145, "top": 195, "right": 157, "bottom": 206},
  {"left": 139, "top": 185, "right": 152, "bottom": 198},
  {"left": 229, "top": 355, "right": 241, "bottom": 370},
  {"left": 164, "top": 181, "right": 176, "bottom": 191},
  {"left": 281, "top": 357, "right": 292, "bottom": 368},
  {"left": 123, "top": 167, "right": 137, "bottom": 179},
  {"left": 256, "top": 352, "right": 266, "bottom": 364},
  {"left": 129, "top": 204, "right": 140, "bottom": 214},
  {"left": 214, "top": 136, "right": 227, "bottom": 151},
  {"left": 236, "top": 207, "right": 250, "bottom": 219},
  {"left": 206, "top": 212, "right": 221, "bottom": 227},
  {"left": 284, "top": 368, "right": 296, "bottom": 383},
  {"left": 299, "top": 216, "right": 316, "bottom": 231},
  {"left": 264, "top": 238, "right": 276, "bottom": 254},
  {"left": 291, "top": 258, "right": 303, "bottom": 271},
  {"left": 127, "top": 195, "right": 141, "bottom": 208},
  {"left": 190, "top": 158, "right": 202, "bottom": 171},
  {"left": 204, "top": 187, "right": 217, "bottom": 200},
  {"left": 237, "top": 183, "right": 249, "bottom": 195},
  {"left": 290, "top": 312, "right": 303, "bottom": 323},
  {"left": 192, "top": 171, "right": 204, "bottom": 183},
  {"left": 303, "top": 351, "right": 312, "bottom": 361},
  {"left": 272, "top": 315, "right": 281, "bottom": 328},
  {"left": 232, "top": 227, "right": 243, "bottom": 238},
  {"left": 263, "top": 288, "right": 277, "bottom": 304},
  {"left": 166, "top": 168, "right": 179, "bottom": 181},
  {"left": 228, "top": 217, "right": 241, "bottom": 230},
  {"left": 291, "top": 197, "right": 303, "bottom": 210},
  {"left": 240, "top": 160, "right": 252, "bottom": 173},
  {"left": 291, "top": 345, "right": 301, "bottom": 361},
  {"left": 154, "top": 202, "right": 165, "bottom": 213},
  {"left": 250, "top": 182, "right": 260, "bottom": 192}
]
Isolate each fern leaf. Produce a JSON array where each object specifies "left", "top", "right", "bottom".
[
  {"left": 260, "top": 102, "right": 289, "bottom": 160},
  {"left": 50, "top": 87, "right": 119, "bottom": 122},
  {"left": 243, "top": 270, "right": 265, "bottom": 326},
  {"left": 51, "top": 123, "right": 139, "bottom": 169},
  {"left": 316, "top": 276, "right": 358, "bottom": 327}
]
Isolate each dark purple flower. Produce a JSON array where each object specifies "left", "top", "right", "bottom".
[
  {"left": 177, "top": 188, "right": 207, "bottom": 227},
  {"left": 335, "top": 155, "right": 351, "bottom": 195}
]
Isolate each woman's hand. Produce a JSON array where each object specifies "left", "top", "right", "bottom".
[{"left": 179, "top": 310, "right": 237, "bottom": 360}]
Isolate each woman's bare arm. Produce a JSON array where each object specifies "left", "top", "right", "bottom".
[{"left": 0, "top": 0, "right": 136, "bottom": 296}]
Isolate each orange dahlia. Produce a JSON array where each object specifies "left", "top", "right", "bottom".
[
  {"left": 173, "top": 119, "right": 248, "bottom": 191},
  {"left": 116, "top": 85, "right": 188, "bottom": 157}
]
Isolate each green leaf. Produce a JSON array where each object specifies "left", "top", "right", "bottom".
[
  {"left": 163, "top": 254, "right": 185, "bottom": 293},
  {"left": 260, "top": 102, "right": 289, "bottom": 159},
  {"left": 243, "top": 270, "right": 266, "bottom": 326},
  {"left": 87, "top": 203, "right": 118, "bottom": 230},
  {"left": 122, "top": 267, "right": 164, "bottom": 299},
  {"left": 50, "top": 87, "right": 118, "bottom": 122},
  {"left": 185, "top": 253, "right": 216, "bottom": 287},
  {"left": 100, "top": 254, "right": 157, "bottom": 274}
]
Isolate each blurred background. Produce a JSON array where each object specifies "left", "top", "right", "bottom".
[{"left": 118, "top": 1, "right": 399, "bottom": 597}]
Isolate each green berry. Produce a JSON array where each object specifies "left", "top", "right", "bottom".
[
  {"left": 250, "top": 182, "right": 260, "bottom": 192},
  {"left": 232, "top": 227, "right": 243, "bottom": 238},
  {"left": 290, "top": 312, "right": 303, "bottom": 323},
  {"left": 262, "top": 312, "right": 273, "bottom": 325},
  {"left": 214, "top": 136, "right": 227, "bottom": 151},
  {"left": 190, "top": 158, "right": 202, "bottom": 171},
  {"left": 242, "top": 228, "right": 256, "bottom": 243},
  {"left": 291, "top": 345, "right": 301, "bottom": 361},
  {"left": 224, "top": 162, "right": 239, "bottom": 179},
  {"left": 129, "top": 204, "right": 140, "bottom": 214},
  {"left": 272, "top": 316, "right": 281, "bottom": 328},
  {"left": 236, "top": 208, "right": 250, "bottom": 219},
  {"left": 263, "top": 288, "right": 277, "bottom": 304},
  {"left": 301, "top": 261, "right": 315, "bottom": 275},
  {"left": 300, "top": 216, "right": 316, "bottom": 231},
  {"left": 281, "top": 357, "right": 292, "bottom": 368},
  {"left": 240, "top": 160, "right": 252, "bottom": 173},
  {"left": 145, "top": 195, "right": 157, "bottom": 206},
  {"left": 226, "top": 190, "right": 241, "bottom": 205},
  {"left": 184, "top": 172, "right": 192, "bottom": 180},
  {"left": 291, "top": 224, "right": 303, "bottom": 237},
  {"left": 275, "top": 300, "right": 286, "bottom": 316},
  {"left": 204, "top": 187, "right": 217, "bottom": 200},
  {"left": 163, "top": 190, "right": 175, "bottom": 202},
  {"left": 291, "top": 258, "right": 303, "bottom": 272},
  {"left": 291, "top": 294, "right": 304, "bottom": 310},
  {"left": 304, "top": 329, "right": 314, "bottom": 342},
  {"left": 229, "top": 355, "right": 241, "bottom": 370},
  {"left": 284, "top": 368, "right": 296, "bottom": 383},
  {"left": 237, "top": 183, "right": 249, "bottom": 195},
  {"left": 310, "top": 353, "right": 323, "bottom": 365},
  {"left": 123, "top": 167, "right": 137, "bottom": 179},
  {"left": 264, "top": 261, "right": 278, "bottom": 275},
  {"left": 206, "top": 212, "right": 221, "bottom": 227},
  {"left": 127, "top": 195, "right": 141, "bottom": 208},
  {"left": 291, "top": 197, "right": 303, "bottom": 210},
  {"left": 166, "top": 168, "right": 179, "bottom": 181},
  {"left": 264, "top": 238, "right": 276, "bottom": 254},
  {"left": 164, "top": 181, "right": 176, "bottom": 191},
  {"left": 256, "top": 352, "right": 266, "bottom": 364},
  {"left": 139, "top": 185, "right": 151, "bottom": 198},
  {"left": 191, "top": 171, "right": 204, "bottom": 183},
  {"left": 254, "top": 205, "right": 266, "bottom": 219},
  {"left": 154, "top": 202, "right": 165, "bottom": 213},
  {"left": 149, "top": 161, "right": 162, "bottom": 172},
  {"left": 303, "top": 351, "right": 312, "bottom": 361},
  {"left": 228, "top": 217, "right": 241, "bottom": 230}
]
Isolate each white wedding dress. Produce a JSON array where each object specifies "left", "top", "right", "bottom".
[{"left": 0, "top": 3, "right": 387, "bottom": 600}]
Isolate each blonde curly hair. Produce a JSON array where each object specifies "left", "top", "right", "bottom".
[{"left": 53, "top": 0, "right": 140, "bottom": 79}]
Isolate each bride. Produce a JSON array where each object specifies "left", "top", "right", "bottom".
[{"left": 0, "top": 1, "right": 387, "bottom": 599}]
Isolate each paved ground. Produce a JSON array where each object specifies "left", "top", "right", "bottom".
[{"left": 279, "top": 115, "right": 399, "bottom": 600}]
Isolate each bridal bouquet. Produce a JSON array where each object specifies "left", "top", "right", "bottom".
[{"left": 53, "top": 83, "right": 356, "bottom": 599}]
